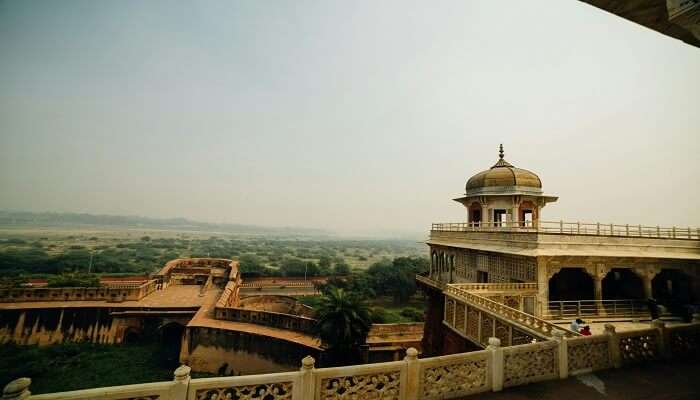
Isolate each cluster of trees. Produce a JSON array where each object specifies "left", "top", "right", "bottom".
[
  {"left": 311, "top": 256, "right": 428, "bottom": 364},
  {"left": 238, "top": 254, "right": 351, "bottom": 277},
  {"left": 46, "top": 272, "right": 100, "bottom": 288},
  {"left": 319, "top": 256, "right": 429, "bottom": 303}
]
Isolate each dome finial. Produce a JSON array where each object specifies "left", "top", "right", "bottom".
[{"left": 499, "top": 144, "right": 504, "bottom": 160}]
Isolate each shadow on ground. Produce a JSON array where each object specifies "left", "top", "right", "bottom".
[{"left": 462, "top": 360, "right": 700, "bottom": 400}]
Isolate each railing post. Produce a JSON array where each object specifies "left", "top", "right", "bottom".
[
  {"left": 552, "top": 330, "right": 568, "bottom": 379},
  {"left": 2, "top": 378, "right": 30, "bottom": 400},
  {"left": 172, "top": 365, "right": 190, "bottom": 400},
  {"left": 656, "top": 225, "right": 660, "bottom": 237},
  {"left": 596, "top": 222, "right": 600, "bottom": 235},
  {"left": 625, "top": 224, "right": 629, "bottom": 236},
  {"left": 651, "top": 320, "right": 670, "bottom": 360},
  {"left": 296, "top": 355, "right": 316, "bottom": 400},
  {"left": 487, "top": 337, "right": 504, "bottom": 392},
  {"left": 605, "top": 323, "right": 621, "bottom": 368},
  {"left": 577, "top": 222, "right": 580, "bottom": 234},
  {"left": 672, "top": 226, "right": 676, "bottom": 238},
  {"left": 559, "top": 220, "right": 563, "bottom": 233},
  {"left": 404, "top": 347, "right": 419, "bottom": 400}
]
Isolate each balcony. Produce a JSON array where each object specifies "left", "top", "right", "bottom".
[
  {"left": 432, "top": 220, "right": 700, "bottom": 240},
  {"left": 429, "top": 221, "right": 700, "bottom": 261}
]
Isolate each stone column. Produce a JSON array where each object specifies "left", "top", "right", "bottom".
[
  {"left": 536, "top": 258, "right": 551, "bottom": 317},
  {"left": 594, "top": 277, "right": 603, "bottom": 301},
  {"left": 643, "top": 275, "right": 653, "bottom": 299}
]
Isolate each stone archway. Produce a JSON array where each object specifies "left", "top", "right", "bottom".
[
  {"left": 160, "top": 322, "right": 186, "bottom": 365},
  {"left": 603, "top": 268, "right": 644, "bottom": 300},
  {"left": 548, "top": 268, "right": 594, "bottom": 301},
  {"left": 122, "top": 327, "right": 142, "bottom": 344},
  {"left": 653, "top": 270, "right": 692, "bottom": 303}
]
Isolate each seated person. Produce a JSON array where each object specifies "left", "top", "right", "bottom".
[
  {"left": 570, "top": 318, "right": 584, "bottom": 332},
  {"left": 580, "top": 325, "right": 592, "bottom": 336}
]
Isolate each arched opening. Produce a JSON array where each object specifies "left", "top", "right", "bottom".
[
  {"left": 653, "top": 270, "right": 692, "bottom": 303},
  {"left": 469, "top": 202, "right": 482, "bottom": 224},
  {"left": 160, "top": 322, "right": 185, "bottom": 366},
  {"left": 519, "top": 201, "right": 536, "bottom": 227},
  {"left": 602, "top": 268, "right": 644, "bottom": 300},
  {"left": 122, "top": 327, "right": 142, "bottom": 344},
  {"left": 548, "top": 268, "right": 594, "bottom": 301}
]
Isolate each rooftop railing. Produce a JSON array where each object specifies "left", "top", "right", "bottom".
[{"left": 431, "top": 220, "right": 700, "bottom": 240}]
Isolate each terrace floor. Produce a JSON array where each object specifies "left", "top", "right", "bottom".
[{"left": 464, "top": 359, "right": 700, "bottom": 400}]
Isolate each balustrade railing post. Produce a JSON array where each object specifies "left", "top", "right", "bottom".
[
  {"left": 672, "top": 226, "right": 676, "bottom": 238},
  {"left": 576, "top": 300, "right": 581, "bottom": 317},
  {"left": 657, "top": 226, "right": 660, "bottom": 237},
  {"left": 296, "top": 355, "right": 316, "bottom": 400},
  {"left": 404, "top": 347, "right": 419, "bottom": 400},
  {"left": 625, "top": 224, "right": 629, "bottom": 236},
  {"left": 651, "top": 320, "right": 670, "bottom": 360},
  {"left": 172, "top": 365, "right": 191, "bottom": 400},
  {"left": 596, "top": 222, "right": 600, "bottom": 235},
  {"left": 551, "top": 330, "right": 568, "bottom": 379},
  {"left": 2, "top": 378, "right": 30, "bottom": 400},
  {"left": 577, "top": 222, "right": 580, "bottom": 234},
  {"left": 559, "top": 220, "right": 563, "bottom": 233},
  {"left": 487, "top": 337, "right": 504, "bottom": 392},
  {"left": 605, "top": 324, "right": 621, "bottom": 368}
]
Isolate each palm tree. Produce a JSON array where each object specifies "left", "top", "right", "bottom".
[{"left": 314, "top": 287, "right": 372, "bottom": 363}]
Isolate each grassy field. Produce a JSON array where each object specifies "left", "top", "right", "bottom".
[
  {"left": 0, "top": 226, "right": 425, "bottom": 278},
  {"left": 0, "top": 342, "right": 203, "bottom": 394}
]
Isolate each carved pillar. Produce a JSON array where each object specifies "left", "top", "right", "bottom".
[
  {"left": 537, "top": 258, "right": 554, "bottom": 317},
  {"left": 634, "top": 265, "right": 661, "bottom": 299},
  {"left": 643, "top": 276, "right": 653, "bottom": 299},
  {"left": 594, "top": 277, "right": 603, "bottom": 301}
]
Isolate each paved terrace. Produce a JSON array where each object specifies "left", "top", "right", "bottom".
[{"left": 469, "top": 359, "right": 700, "bottom": 400}]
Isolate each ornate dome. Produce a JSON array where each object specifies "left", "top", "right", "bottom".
[{"left": 465, "top": 145, "right": 542, "bottom": 193}]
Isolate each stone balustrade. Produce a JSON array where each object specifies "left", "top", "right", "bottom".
[
  {"left": 7, "top": 319, "right": 698, "bottom": 400},
  {"left": 431, "top": 220, "right": 700, "bottom": 240},
  {"left": 0, "top": 280, "right": 159, "bottom": 303},
  {"left": 450, "top": 282, "right": 538, "bottom": 292},
  {"left": 444, "top": 285, "right": 578, "bottom": 341}
]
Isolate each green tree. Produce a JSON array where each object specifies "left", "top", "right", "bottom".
[
  {"left": 280, "top": 257, "right": 318, "bottom": 277},
  {"left": 47, "top": 272, "right": 100, "bottom": 288},
  {"left": 314, "top": 288, "right": 372, "bottom": 365},
  {"left": 238, "top": 254, "right": 269, "bottom": 277},
  {"left": 332, "top": 261, "right": 351, "bottom": 276}
]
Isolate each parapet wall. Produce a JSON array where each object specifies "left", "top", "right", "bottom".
[
  {"left": 0, "top": 280, "right": 157, "bottom": 303},
  {"left": 16, "top": 320, "right": 700, "bottom": 400},
  {"left": 214, "top": 295, "right": 317, "bottom": 335}
]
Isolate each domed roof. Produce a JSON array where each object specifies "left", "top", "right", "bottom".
[{"left": 465, "top": 145, "right": 542, "bottom": 193}]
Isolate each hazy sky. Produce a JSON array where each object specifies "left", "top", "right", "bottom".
[{"left": 1, "top": 0, "right": 699, "bottom": 237}]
